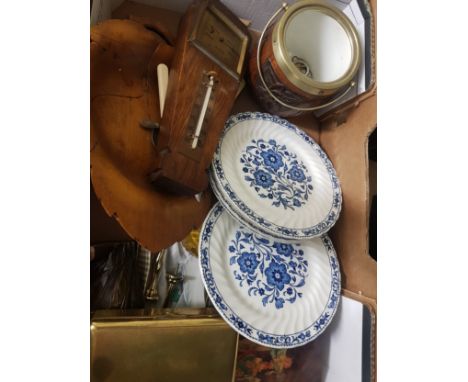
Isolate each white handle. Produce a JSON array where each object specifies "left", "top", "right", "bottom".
[
  {"left": 157, "top": 63, "right": 169, "bottom": 117},
  {"left": 191, "top": 75, "right": 214, "bottom": 149}
]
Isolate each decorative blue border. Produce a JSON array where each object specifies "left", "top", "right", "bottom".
[
  {"left": 211, "top": 112, "right": 342, "bottom": 240},
  {"left": 199, "top": 203, "right": 341, "bottom": 349},
  {"left": 210, "top": 168, "right": 289, "bottom": 241}
]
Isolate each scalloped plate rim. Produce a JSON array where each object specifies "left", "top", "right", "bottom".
[
  {"left": 199, "top": 202, "right": 342, "bottom": 349},
  {"left": 211, "top": 111, "right": 342, "bottom": 240}
]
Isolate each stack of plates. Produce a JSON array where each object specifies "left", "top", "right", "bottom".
[
  {"left": 210, "top": 112, "right": 341, "bottom": 240},
  {"left": 199, "top": 112, "right": 342, "bottom": 348}
]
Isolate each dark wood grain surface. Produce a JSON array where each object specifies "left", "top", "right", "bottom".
[
  {"left": 91, "top": 19, "right": 213, "bottom": 252},
  {"left": 151, "top": 0, "right": 251, "bottom": 195}
]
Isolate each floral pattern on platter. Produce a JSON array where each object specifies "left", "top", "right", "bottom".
[
  {"left": 229, "top": 229, "right": 308, "bottom": 309},
  {"left": 199, "top": 203, "right": 342, "bottom": 348},
  {"left": 211, "top": 112, "right": 342, "bottom": 240},
  {"left": 241, "top": 139, "right": 313, "bottom": 210}
]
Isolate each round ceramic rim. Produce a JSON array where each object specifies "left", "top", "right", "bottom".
[
  {"left": 211, "top": 165, "right": 319, "bottom": 242},
  {"left": 199, "top": 202, "right": 341, "bottom": 349},
  {"left": 209, "top": 168, "right": 289, "bottom": 241},
  {"left": 211, "top": 112, "right": 342, "bottom": 240}
]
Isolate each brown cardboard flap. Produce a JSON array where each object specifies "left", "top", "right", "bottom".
[
  {"left": 320, "top": 95, "right": 377, "bottom": 301},
  {"left": 97, "top": 2, "right": 377, "bottom": 381}
]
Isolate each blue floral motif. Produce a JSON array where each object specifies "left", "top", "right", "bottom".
[
  {"left": 237, "top": 252, "right": 259, "bottom": 275},
  {"left": 230, "top": 314, "right": 253, "bottom": 336},
  {"left": 241, "top": 138, "right": 313, "bottom": 210},
  {"left": 201, "top": 221, "right": 214, "bottom": 242},
  {"left": 253, "top": 169, "right": 274, "bottom": 189},
  {"left": 313, "top": 313, "right": 331, "bottom": 331},
  {"left": 229, "top": 229, "right": 308, "bottom": 309},
  {"left": 288, "top": 166, "right": 306, "bottom": 182},
  {"left": 272, "top": 242, "right": 294, "bottom": 257},
  {"left": 333, "top": 193, "right": 341, "bottom": 208},
  {"left": 199, "top": 203, "right": 342, "bottom": 348},
  {"left": 265, "top": 261, "right": 291, "bottom": 291},
  {"left": 211, "top": 112, "right": 343, "bottom": 240},
  {"left": 260, "top": 148, "right": 284, "bottom": 170}
]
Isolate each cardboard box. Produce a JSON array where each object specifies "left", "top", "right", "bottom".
[{"left": 92, "top": 0, "right": 377, "bottom": 379}]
